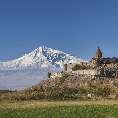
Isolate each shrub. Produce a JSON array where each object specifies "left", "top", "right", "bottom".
[
  {"left": 72, "top": 64, "right": 87, "bottom": 71},
  {"left": 60, "top": 73, "right": 69, "bottom": 84}
]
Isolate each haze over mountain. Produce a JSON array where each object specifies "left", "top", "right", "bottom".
[{"left": 0, "top": 46, "right": 83, "bottom": 90}]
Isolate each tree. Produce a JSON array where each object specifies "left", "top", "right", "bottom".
[
  {"left": 72, "top": 64, "right": 87, "bottom": 71},
  {"left": 48, "top": 72, "right": 51, "bottom": 78}
]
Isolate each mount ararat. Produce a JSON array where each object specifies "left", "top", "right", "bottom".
[{"left": 0, "top": 46, "right": 84, "bottom": 90}]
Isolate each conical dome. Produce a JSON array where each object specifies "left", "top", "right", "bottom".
[{"left": 96, "top": 47, "right": 102, "bottom": 59}]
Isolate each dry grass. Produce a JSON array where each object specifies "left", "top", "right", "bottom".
[{"left": 0, "top": 99, "right": 118, "bottom": 109}]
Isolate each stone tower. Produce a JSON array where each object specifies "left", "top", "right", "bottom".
[
  {"left": 64, "top": 64, "right": 68, "bottom": 71},
  {"left": 96, "top": 47, "right": 102, "bottom": 59}
]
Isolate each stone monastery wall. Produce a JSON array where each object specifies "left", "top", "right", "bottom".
[{"left": 71, "top": 69, "right": 99, "bottom": 76}]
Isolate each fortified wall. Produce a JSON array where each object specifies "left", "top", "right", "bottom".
[{"left": 63, "top": 47, "right": 118, "bottom": 79}]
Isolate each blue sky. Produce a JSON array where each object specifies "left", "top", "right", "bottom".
[{"left": 0, "top": 0, "right": 118, "bottom": 61}]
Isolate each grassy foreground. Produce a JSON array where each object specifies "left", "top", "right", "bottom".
[{"left": 0, "top": 100, "right": 118, "bottom": 118}]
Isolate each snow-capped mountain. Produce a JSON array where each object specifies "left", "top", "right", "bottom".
[
  {"left": 0, "top": 46, "right": 83, "bottom": 70},
  {"left": 0, "top": 46, "right": 84, "bottom": 90}
]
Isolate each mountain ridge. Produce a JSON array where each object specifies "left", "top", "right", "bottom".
[{"left": 0, "top": 46, "right": 83, "bottom": 70}]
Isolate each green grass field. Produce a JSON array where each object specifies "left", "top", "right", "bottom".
[{"left": 0, "top": 100, "right": 118, "bottom": 118}]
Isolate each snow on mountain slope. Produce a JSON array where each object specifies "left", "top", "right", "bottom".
[
  {"left": 0, "top": 46, "right": 84, "bottom": 90},
  {"left": 0, "top": 46, "right": 83, "bottom": 70}
]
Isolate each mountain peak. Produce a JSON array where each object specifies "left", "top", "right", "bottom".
[
  {"left": 0, "top": 46, "right": 83, "bottom": 70},
  {"left": 0, "top": 46, "right": 84, "bottom": 90}
]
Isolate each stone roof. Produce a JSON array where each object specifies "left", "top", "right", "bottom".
[{"left": 100, "top": 57, "right": 118, "bottom": 64}]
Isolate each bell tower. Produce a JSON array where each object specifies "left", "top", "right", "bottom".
[{"left": 96, "top": 47, "right": 102, "bottom": 59}]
